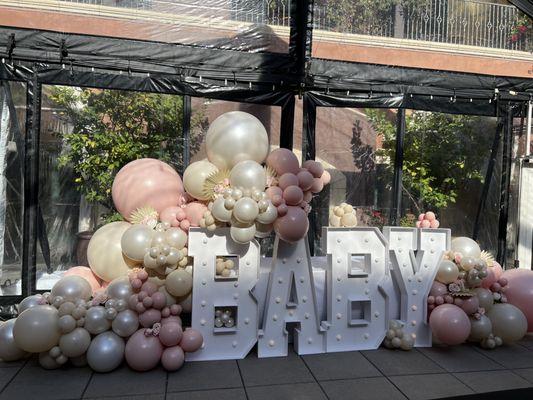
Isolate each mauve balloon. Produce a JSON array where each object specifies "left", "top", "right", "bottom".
[
  {"left": 429, "top": 304, "right": 471, "bottom": 345},
  {"left": 125, "top": 329, "right": 163, "bottom": 371},
  {"left": 161, "top": 346, "right": 185, "bottom": 371},
  {"left": 266, "top": 148, "right": 300, "bottom": 176},
  {"left": 273, "top": 206, "right": 309, "bottom": 243},
  {"left": 180, "top": 328, "right": 203, "bottom": 352},
  {"left": 159, "top": 323, "right": 183, "bottom": 347}
]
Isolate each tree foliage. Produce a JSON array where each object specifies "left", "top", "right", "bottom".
[
  {"left": 366, "top": 109, "right": 494, "bottom": 212},
  {"left": 49, "top": 87, "right": 206, "bottom": 211}
]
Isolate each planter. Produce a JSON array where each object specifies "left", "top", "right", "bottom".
[{"left": 75, "top": 230, "right": 93, "bottom": 267}]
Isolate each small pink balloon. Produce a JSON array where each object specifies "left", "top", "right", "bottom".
[
  {"left": 170, "top": 304, "right": 182, "bottom": 315},
  {"left": 460, "top": 296, "right": 479, "bottom": 315},
  {"left": 303, "top": 191, "right": 313, "bottom": 202},
  {"left": 302, "top": 160, "right": 324, "bottom": 178},
  {"left": 430, "top": 220, "right": 440, "bottom": 228},
  {"left": 435, "top": 296, "right": 444, "bottom": 305},
  {"left": 151, "top": 292, "right": 166, "bottom": 310},
  {"left": 135, "top": 303, "right": 146, "bottom": 314},
  {"left": 161, "top": 307, "right": 170, "bottom": 318},
  {"left": 180, "top": 328, "right": 203, "bottom": 352},
  {"left": 453, "top": 298, "right": 464, "bottom": 307},
  {"left": 137, "top": 270, "right": 148, "bottom": 281},
  {"left": 273, "top": 206, "right": 309, "bottom": 243},
  {"left": 430, "top": 281, "right": 448, "bottom": 297},
  {"left": 139, "top": 309, "right": 162, "bottom": 328},
  {"left": 184, "top": 202, "right": 208, "bottom": 227},
  {"left": 498, "top": 277, "right": 508, "bottom": 287},
  {"left": 266, "top": 186, "right": 283, "bottom": 201},
  {"left": 427, "top": 295, "right": 435, "bottom": 304},
  {"left": 125, "top": 329, "right": 163, "bottom": 371},
  {"left": 159, "top": 322, "right": 183, "bottom": 347},
  {"left": 320, "top": 170, "right": 331, "bottom": 185},
  {"left": 444, "top": 295, "right": 454, "bottom": 304},
  {"left": 271, "top": 195, "right": 284, "bottom": 207},
  {"left": 296, "top": 170, "right": 314, "bottom": 191},
  {"left": 112, "top": 158, "right": 186, "bottom": 221},
  {"left": 131, "top": 278, "right": 143, "bottom": 290},
  {"left": 129, "top": 294, "right": 139, "bottom": 310},
  {"left": 180, "top": 220, "right": 191, "bottom": 231},
  {"left": 283, "top": 185, "right": 304, "bottom": 206},
  {"left": 310, "top": 178, "right": 324, "bottom": 194},
  {"left": 418, "top": 214, "right": 425, "bottom": 221},
  {"left": 161, "top": 346, "right": 185, "bottom": 371},
  {"left": 138, "top": 291, "right": 148, "bottom": 300},
  {"left": 277, "top": 204, "right": 288, "bottom": 216},
  {"left": 278, "top": 173, "right": 299, "bottom": 190},
  {"left": 425, "top": 211, "right": 436, "bottom": 221},
  {"left": 176, "top": 209, "right": 187, "bottom": 221},
  {"left": 64, "top": 266, "right": 102, "bottom": 293},
  {"left": 161, "top": 316, "right": 182, "bottom": 326},
  {"left": 160, "top": 206, "right": 183, "bottom": 228},
  {"left": 415, "top": 221, "right": 422, "bottom": 228},
  {"left": 266, "top": 148, "right": 300, "bottom": 175},
  {"left": 491, "top": 282, "right": 502, "bottom": 292},
  {"left": 141, "top": 281, "right": 158, "bottom": 296},
  {"left": 142, "top": 297, "right": 153, "bottom": 308},
  {"left": 420, "top": 220, "right": 431, "bottom": 228},
  {"left": 502, "top": 269, "right": 533, "bottom": 331},
  {"left": 429, "top": 304, "right": 471, "bottom": 345},
  {"left": 481, "top": 264, "right": 503, "bottom": 289}
]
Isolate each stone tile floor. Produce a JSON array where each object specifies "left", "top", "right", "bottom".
[{"left": 2, "top": 335, "right": 533, "bottom": 400}]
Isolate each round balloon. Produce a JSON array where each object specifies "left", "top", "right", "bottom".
[
  {"left": 429, "top": 304, "right": 471, "bottom": 345},
  {"left": 13, "top": 306, "right": 61, "bottom": 353},
  {"left": 183, "top": 159, "right": 219, "bottom": 200},
  {"left": 106, "top": 276, "right": 134, "bottom": 302},
  {"left": 161, "top": 346, "right": 185, "bottom": 371},
  {"left": 125, "top": 329, "right": 163, "bottom": 371},
  {"left": 229, "top": 160, "right": 267, "bottom": 191},
  {"left": 206, "top": 111, "right": 269, "bottom": 170},
  {"left": 451, "top": 237, "right": 481, "bottom": 259},
  {"left": 487, "top": 303, "right": 527, "bottom": 342},
  {"left": 273, "top": 206, "right": 309, "bottom": 243},
  {"left": 63, "top": 267, "right": 102, "bottom": 294},
  {"left": 112, "top": 310, "right": 139, "bottom": 338},
  {"left": 51, "top": 275, "right": 92, "bottom": 303},
  {"left": 85, "top": 306, "right": 112, "bottom": 335},
  {"left": 121, "top": 224, "right": 154, "bottom": 262},
  {"left": 436, "top": 260, "right": 460, "bottom": 284},
  {"left": 184, "top": 202, "right": 208, "bottom": 227},
  {"left": 180, "top": 328, "right": 203, "bottom": 352},
  {"left": 468, "top": 315, "right": 492, "bottom": 342},
  {"left": 165, "top": 270, "right": 193, "bottom": 298},
  {"left": 88, "top": 221, "right": 136, "bottom": 282},
  {"left": 502, "top": 269, "right": 533, "bottom": 332},
  {"left": 17, "top": 294, "right": 44, "bottom": 314},
  {"left": 481, "top": 261, "right": 503, "bottom": 289},
  {"left": 87, "top": 331, "right": 125, "bottom": 373},
  {"left": 472, "top": 287, "right": 494, "bottom": 312},
  {"left": 0, "top": 319, "right": 28, "bottom": 361},
  {"left": 112, "top": 158, "right": 186, "bottom": 220},
  {"left": 59, "top": 327, "right": 91, "bottom": 358},
  {"left": 266, "top": 148, "right": 300, "bottom": 176}
]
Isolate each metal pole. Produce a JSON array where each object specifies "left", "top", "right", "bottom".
[
  {"left": 280, "top": 95, "right": 295, "bottom": 150},
  {"left": 526, "top": 100, "right": 532, "bottom": 157},
  {"left": 391, "top": 108, "right": 405, "bottom": 226},
  {"left": 302, "top": 94, "right": 316, "bottom": 255}
]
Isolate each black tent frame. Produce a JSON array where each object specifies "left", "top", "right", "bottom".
[{"left": 0, "top": 0, "right": 532, "bottom": 306}]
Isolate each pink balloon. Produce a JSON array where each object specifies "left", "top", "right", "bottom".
[
  {"left": 425, "top": 211, "right": 436, "bottom": 221},
  {"left": 180, "top": 328, "right": 203, "bottom": 352},
  {"left": 283, "top": 185, "right": 304, "bottom": 206},
  {"left": 430, "top": 281, "right": 448, "bottom": 297},
  {"left": 420, "top": 220, "right": 431, "bottom": 228},
  {"left": 266, "top": 186, "right": 283, "bottom": 201},
  {"left": 151, "top": 292, "right": 166, "bottom": 310},
  {"left": 302, "top": 160, "right": 324, "bottom": 178},
  {"left": 415, "top": 221, "right": 422, "bottom": 228},
  {"left": 502, "top": 269, "right": 533, "bottom": 331},
  {"left": 310, "top": 178, "right": 324, "bottom": 194},
  {"left": 161, "top": 316, "right": 182, "bottom": 326},
  {"left": 460, "top": 296, "right": 479, "bottom": 315},
  {"left": 139, "top": 309, "right": 162, "bottom": 328},
  {"left": 184, "top": 202, "right": 208, "bottom": 227},
  {"left": 277, "top": 204, "right": 288, "bottom": 216},
  {"left": 418, "top": 213, "right": 425, "bottom": 221},
  {"left": 266, "top": 148, "right": 300, "bottom": 175},
  {"left": 430, "top": 220, "right": 440, "bottom": 228},
  {"left": 303, "top": 191, "right": 313, "bottom": 202},
  {"left": 297, "top": 170, "right": 314, "bottom": 191},
  {"left": 278, "top": 173, "right": 299, "bottom": 190},
  {"left": 159, "top": 323, "right": 183, "bottom": 347},
  {"left": 161, "top": 346, "right": 185, "bottom": 371},
  {"left": 160, "top": 206, "right": 184, "bottom": 228},
  {"left": 179, "top": 220, "right": 191, "bottom": 231},
  {"left": 320, "top": 170, "right": 331, "bottom": 185},
  {"left": 273, "top": 206, "right": 309, "bottom": 243},
  {"left": 63, "top": 266, "right": 102, "bottom": 293},
  {"left": 125, "top": 329, "right": 163, "bottom": 371},
  {"left": 271, "top": 195, "right": 284, "bottom": 207},
  {"left": 141, "top": 281, "right": 158, "bottom": 296},
  {"left": 482, "top": 262, "right": 504, "bottom": 289},
  {"left": 112, "top": 158, "right": 186, "bottom": 221},
  {"left": 429, "top": 304, "right": 471, "bottom": 345}
]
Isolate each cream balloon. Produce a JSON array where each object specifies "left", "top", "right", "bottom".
[
  {"left": 436, "top": 260, "right": 460, "bottom": 284},
  {"left": 183, "top": 159, "right": 218, "bottom": 200},
  {"left": 229, "top": 160, "right": 267, "bottom": 191},
  {"left": 230, "top": 223, "right": 257, "bottom": 244},
  {"left": 0, "top": 319, "right": 28, "bottom": 361},
  {"left": 473, "top": 287, "right": 494, "bottom": 312},
  {"left": 233, "top": 197, "right": 259, "bottom": 224},
  {"left": 51, "top": 276, "right": 92, "bottom": 303},
  {"left": 206, "top": 111, "right": 269, "bottom": 169},
  {"left": 17, "top": 294, "right": 43, "bottom": 314},
  {"left": 487, "top": 303, "right": 528, "bottom": 343},
  {"left": 13, "top": 306, "right": 61, "bottom": 353},
  {"left": 165, "top": 270, "right": 193, "bottom": 297},
  {"left": 112, "top": 310, "right": 139, "bottom": 338},
  {"left": 165, "top": 228, "right": 188, "bottom": 250},
  {"left": 121, "top": 224, "right": 154, "bottom": 262},
  {"left": 451, "top": 237, "right": 481, "bottom": 259},
  {"left": 85, "top": 306, "right": 112, "bottom": 335},
  {"left": 106, "top": 276, "right": 133, "bottom": 302},
  {"left": 468, "top": 315, "right": 492, "bottom": 342},
  {"left": 256, "top": 202, "right": 278, "bottom": 225},
  {"left": 211, "top": 197, "right": 233, "bottom": 222},
  {"left": 88, "top": 221, "right": 136, "bottom": 282},
  {"left": 59, "top": 327, "right": 91, "bottom": 358}
]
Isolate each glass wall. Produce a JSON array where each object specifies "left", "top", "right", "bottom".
[{"left": 0, "top": 81, "right": 25, "bottom": 296}]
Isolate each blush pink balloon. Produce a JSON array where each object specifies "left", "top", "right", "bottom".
[
  {"left": 161, "top": 316, "right": 182, "bottom": 326},
  {"left": 277, "top": 204, "right": 288, "bottom": 216},
  {"left": 502, "top": 269, "right": 533, "bottom": 331},
  {"left": 430, "top": 281, "right": 448, "bottom": 297},
  {"left": 420, "top": 220, "right": 431, "bottom": 228},
  {"left": 184, "top": 202, "right": 208, "bottom": 227},
  {"left": 266, "top": 148, "right": 300, "bottom": 175},
  {"left": 63, "top": 266, "right": 102, "bottom": 293},
  {"left": 482, "top": 262, "right": 504, "bottom": 289},
  {"left": 139, "top": 309, "right": 162, "bottom": 328},
  {"left": 278, "top": 173, "right": 299, "bottom": 190},
  {"left": 266, "top": 186, "right": 283, "bottom": 201},
  {"left": 112, "top": 158, "right": 186, "bottom": 221},
  {"left": 283, "top": 185, "right": 304, "bottom": 206},
  {"left": 303, "top": 191, "right": 313, "bottom": 202},
  {"left": 159, "top": 322, "right": 183, "bottom": 347},
  {"left": 160, "top": 206, "right": 186, "bottom": 228},
  {"left": 418, "top": 213, "right": 426, "bottom": 221},
  {"left": 273, "top": 206, "right": 309, "bottom": 243},
  {"left": 416, "top": 221, "right": 422, "bottom": 228},
  {"left": 425, "top": 211, "right": 436, "bottom": 221},
  {"left": 141, "top": 281, "right": 158, "bottom": 296},
  {"left": 180, "top": 328, "right": 203, "bottom": 352},
  {"left": 302, "top": 160, "right": 324, "bottom": 178},
  {"left": 161, "top": 346, "right": 185, "bottom": 371},
  {"left": 151, "top": 292, "right": 167, "bottom": 310},
  {"left": 460, "top": 296, "right": 479, "bottom": 315},
  {"left": 310, "top": 178, "right": 324, "bottom": 194},
  {"left": 430, "top": 220, "right": 440, "bottom": 228},
  {"left": 429, "top": 304, "right": 471, "bottom": 345},
  {"left": 297, "top": 170, "right": 314, "bottom": 191},
  {"left": 125, "top": 329, "right": 163, "bottom": 371},
  {"left": 320, "top": 170, "right": 331, "bottom": 185}
]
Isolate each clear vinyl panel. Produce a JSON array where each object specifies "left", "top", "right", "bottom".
[
  {"left": 312, "top": 107, "right": 397, "bottom": 255},
  {"left": 0, "top": 1, "right": 290, "bottom": 53},
  {"left": 37, "top": 85, "right": 187, "bottom": 288},
  {"left": 0, "top": 81, "right": 25, "bottom": 296}
]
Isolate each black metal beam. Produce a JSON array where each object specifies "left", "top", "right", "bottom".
[
  {"left": 391, "top": 108, "right": 405, "bottom": 225},
  {"left": 280, "top": 95, "right": 295, "bottom": 149},
  {"left": 303, "top": 93, "right": 317, "bottom": 255}
]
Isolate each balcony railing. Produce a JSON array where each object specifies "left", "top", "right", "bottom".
[{"left": 55, "top": 0, "right": 533, "bottom": 52}]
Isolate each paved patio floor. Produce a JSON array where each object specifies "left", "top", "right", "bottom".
[{"left": 2, "top": 335, "right": 533, "bottom": 400}]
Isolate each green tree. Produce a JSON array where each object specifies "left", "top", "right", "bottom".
[
  {"left": 366, "top": 109, "right": 494, "bottom": 212},
  {"left": 49, "top": 87, "right": 206, "bottom": 213}
]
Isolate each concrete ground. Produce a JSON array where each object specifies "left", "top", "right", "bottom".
[{"left": 2, "top": 335, "right": 533, "bottom": 400}]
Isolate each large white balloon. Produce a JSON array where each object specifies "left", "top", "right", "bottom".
[
  {"left": 229, "top": 160, "right": 267, "bottom": 191},
  {"left": 206, "top": 111, "right": 269, "bottom": 170},
  {"left": 451, "top": 237, "right": 481, "bottom": 259},
  {"left": 88, "top": 221, "right": 136, "bottom": 282},
  {"left": 17, "top": 294, "right": 43, "bottom": 314},
  {"left": 13, "top": 306, "right": 61, "bottom": 353},
  {"left": 487, "top": 303, "right": 527, "bottom": 343},
  {"left": 121, "top": 224, "right": 154, "bottom": 262},
  {"left": 87, "top": 331, "right": 125, "bottom": 373},
  {"left": 183, "top": 159, "right": 219, "bottom": 200}
]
